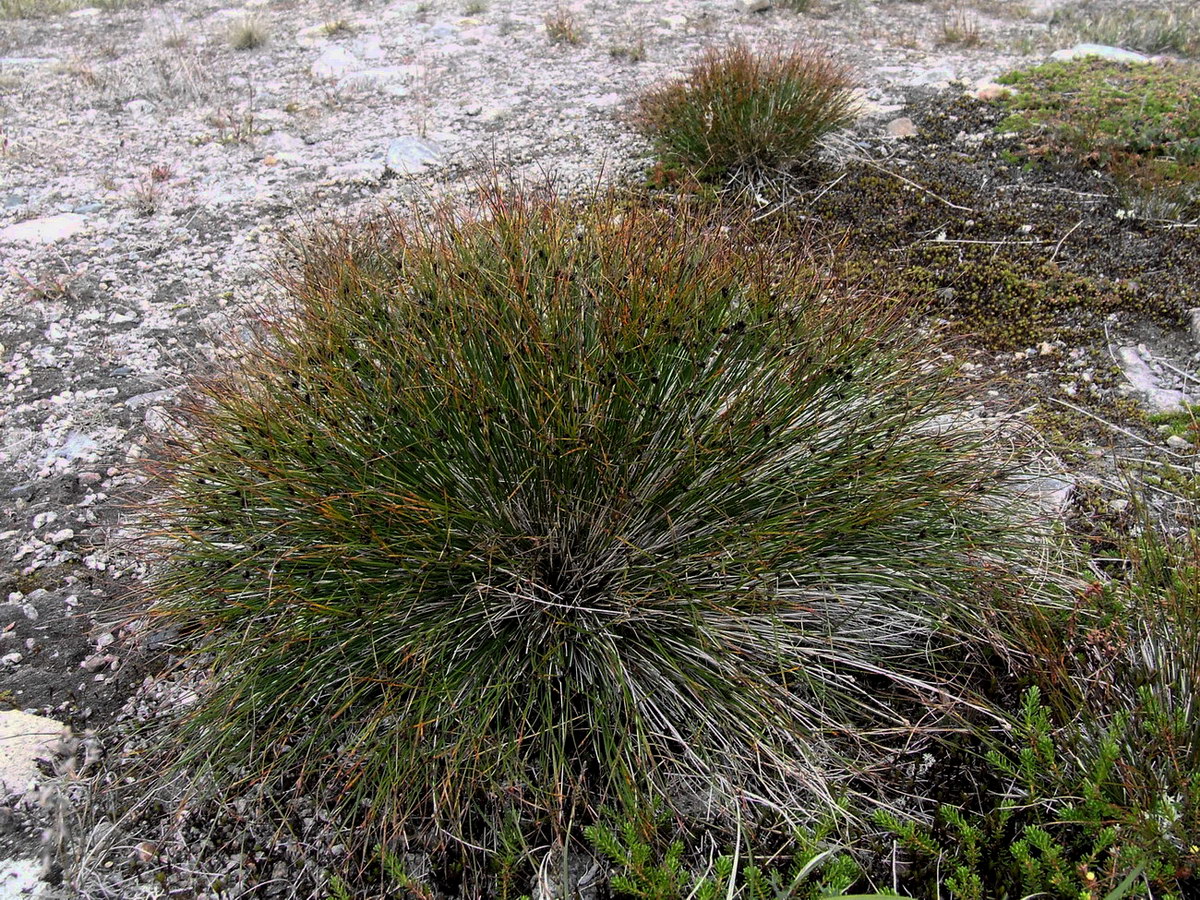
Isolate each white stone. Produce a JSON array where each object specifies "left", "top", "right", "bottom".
[
  {"left": 885, "top": 117, "right": 917, "bottom": 138},
  {"left": 0, "top": 214, "right": 85, "bottom": 245},
  {"left": 0, "top": 710, "right": 62, "bottom": 796},
  {"left": 1011, "top": 474, "right": 1075, "bottom": 515},
  {"left": 311, "top": 46, "right": 358, "bottom": 80},
  {"left": 0, "top": 857, "right": 45, "bottom": 900},
  {"left": 1113, "top": 345, "right": 1193, "bottom": 415},
  {"left": 739, "top": 0, "right": 770, "bottom": 11},
  {"left": 295, "top": 23, "right": 331, "bottom": 48},
  {"left": 1050, "top": 44, "right": 1149, "bottom": 64},
  {"left": 385, "top": 136, "right": 443, "bottom": 175},
  {"left": 1188, "top": 308, "right": 1200, "bottom": 346}
]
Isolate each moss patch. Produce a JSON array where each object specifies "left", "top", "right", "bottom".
[{"left": 996, "top": 58, "right": 1200, "bottom": 215}]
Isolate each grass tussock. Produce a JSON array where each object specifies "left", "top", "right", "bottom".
[
  {"left": 227, "top": 15, "right": 268, "bottom": 50},
  {"left": 635, "top": 42, "right": 857, "bottom": 182},
  {"left": 544, "top": 6, "right": 583, "bottom": 45},
  {"left": 139, "top": 185, "right": 1065, "bottom": 884}
]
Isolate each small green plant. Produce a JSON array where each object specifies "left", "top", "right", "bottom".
[
  {"left": 634, "top": 42, "right": 857, "bottom": 182},
  {"left": 996, "top": 58, "right": 1200, "bottom": 215},
  {"left": 881, "top": 516, "right": 1200, "bottom": 898},
  {"left": 609, "top": 37, "right": 646, "bottom": 62},
  {"left": 938, "top": 5, "right": 982, "bottom": 47},
  {"left": 586, "top": 805, "right": 861, "bottom": 899},
  {"left": 321, "top": 18, "right": 353, "bottom": 35},
  {"left": 462, "top": 0, "right": 486, "bottom": 13},
  {"left": 544, "top": 6, "right": 583, "bottom": 44},
  {"left": 141, "top": 185, "right": 1065, "bottom": 885},
  {"left": 228, "top": 15, "right": 268, "bottom": 50}
]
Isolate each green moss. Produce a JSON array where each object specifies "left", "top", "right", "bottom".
[
  {"left": 1149, "top": 405, "right": 1200, "bottom": 439},
  {"left": 995, "top": 58, "right": 1200, "bottom": 214}
]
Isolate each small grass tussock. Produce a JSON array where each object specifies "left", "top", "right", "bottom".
[
  {"left": 635, "top": 42, "right": 857, "bottom": 183},
  {"left": 996, "top": 58, "right": 1200, "bottom": 216},
  {"left": 140, "top": 185, "right": 1067, "bottom": 888},
  {"left": 227, "top": 15, "right": 268, "bottom": 50},
  {"left": 544, "top": 6, "right": 583, "bottom": 45},
  {"left": 938, "top": 5, "right": 982, "bottom": 47},
  {"left": 609, "top": 37, "right": 646, "bottom": 63}
]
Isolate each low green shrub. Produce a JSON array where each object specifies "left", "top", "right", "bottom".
[
  {"left": 635, "top": 42, "right": 857, "bottom": 182},
  {"left": 881, "top": 519, "right": 1200, "bottom": 899},
  {"left": 142, "top": 186, "right": 1063, "bottom": 888},
  {"left": 586, "top": 805, "right": 861, "bottom": 899}
]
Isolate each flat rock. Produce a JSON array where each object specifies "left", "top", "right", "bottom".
[
  {"left": 0, "top": 857, "right": 44, "bottom": 900},
  {"left": 885, "top": 116, "right": 917, "bottom": 138},
  {"left": 0, "top": 214, "right": 85, "bottom": 245},
  {"left": 311, "top": 46, "right": 358, "bottom": 80},
  {"left": 0, "top": 710, "right": 62, "bottom": 796},
  {"left": 385, "top": 136, "right": 443, "bottom": 175},
  {"left": 1113, "top": 345, "right": 1192, "bottom": 415},
  {"left": 1012, "top": 474, "right": 1075, "bottom": 514},
  {"left": 1187, "top": 308, "right": 1200, "bottom": 346},
  {"left": 1050, "top": 44, "right": 1149, "bottom": 64}
]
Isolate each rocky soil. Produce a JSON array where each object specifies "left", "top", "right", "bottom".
[{"left": 1, "top": 0, "right": 1197, "bottom": 896}]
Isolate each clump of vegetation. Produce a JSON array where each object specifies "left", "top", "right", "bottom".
[
  {"left": 227, "top": 15, "right": 268, "bottom": 50},
  {"left": 321, "top": 18, "right": 353, "bottom": 36},
  {"left": 544, "top": 6, "right": 583, "bottom": 44},
  {"left": 0, "top": 0, "right": 75, "bottom": 17},
  {"left": 141, "top": 186, "right": 1064, "bottom": 889},
  {"left": 586, "top": 805, "right": 861, "bottom": 899},
  {"left": 1051, "top": 1, "right": 1200, "bottom": 58},
  {"left": 609, "top": 36, "right": 646, "bottom": 62},
  {"left": 997, "top": 58, "right": 1200, "bottom": 216},
  {"left": 881, "top": 518, "right": 1200, "bottom": 898},
  {"left": 938, "top": 5, "right": 982, "bottom": 47},
  {"left": 635, "top": 42, "right": 857, "bottom": 182}
]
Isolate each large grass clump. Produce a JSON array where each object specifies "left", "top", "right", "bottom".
[
  {"left": 144, "top": 188, "right": 1062, "bottom": 881},
  {"left": 635, "top": 42, "right": 857, "bottom": 182}
]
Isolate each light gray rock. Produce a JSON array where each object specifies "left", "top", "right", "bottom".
[
  {"left": 1011, "top": 473, "right": 1075, "bottom": 515},
  {"left": 0, "top": 857, "right": 44, "bottom": 900},
  {"left": 1113, "top": 345, "right": 1192, "bottom": 415},
  {"left": 1188, "top": 308, "right": 1200, "bottom": 346},
  {"left": 886, "top": 116, "right": 917, "bottom": 138},
  {"left": 0, "top": 214, "right": 85, "bottom": 245},
  {"left": 385, "top": 136, "right": 443, "bottom": 175},
  {"left": 0, "top": 709, "right": 62, "bottom": 795},
  {"left": 311, "top": 45, "right": 358, "bottom": 80},
  {"left": 1050, "top": 44, "right": 1149, "bottom": 64},
  {"left": 44, "top": 430, "right": 97, "bottom": 465},
  {"left": 739, "top": 0, "right": 770, "bottom": 11}
]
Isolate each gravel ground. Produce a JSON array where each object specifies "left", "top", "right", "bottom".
[{"left": 1, "top": 0, "right": 1196, "bottom": 895}]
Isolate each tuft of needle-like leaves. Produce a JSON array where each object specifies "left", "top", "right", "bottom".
[
  {"left": 635, "top": 42, "right": 857, "bottom": 183},
  {"left": 142, "top": 187, "right": 1063, "bottom": 881}
]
